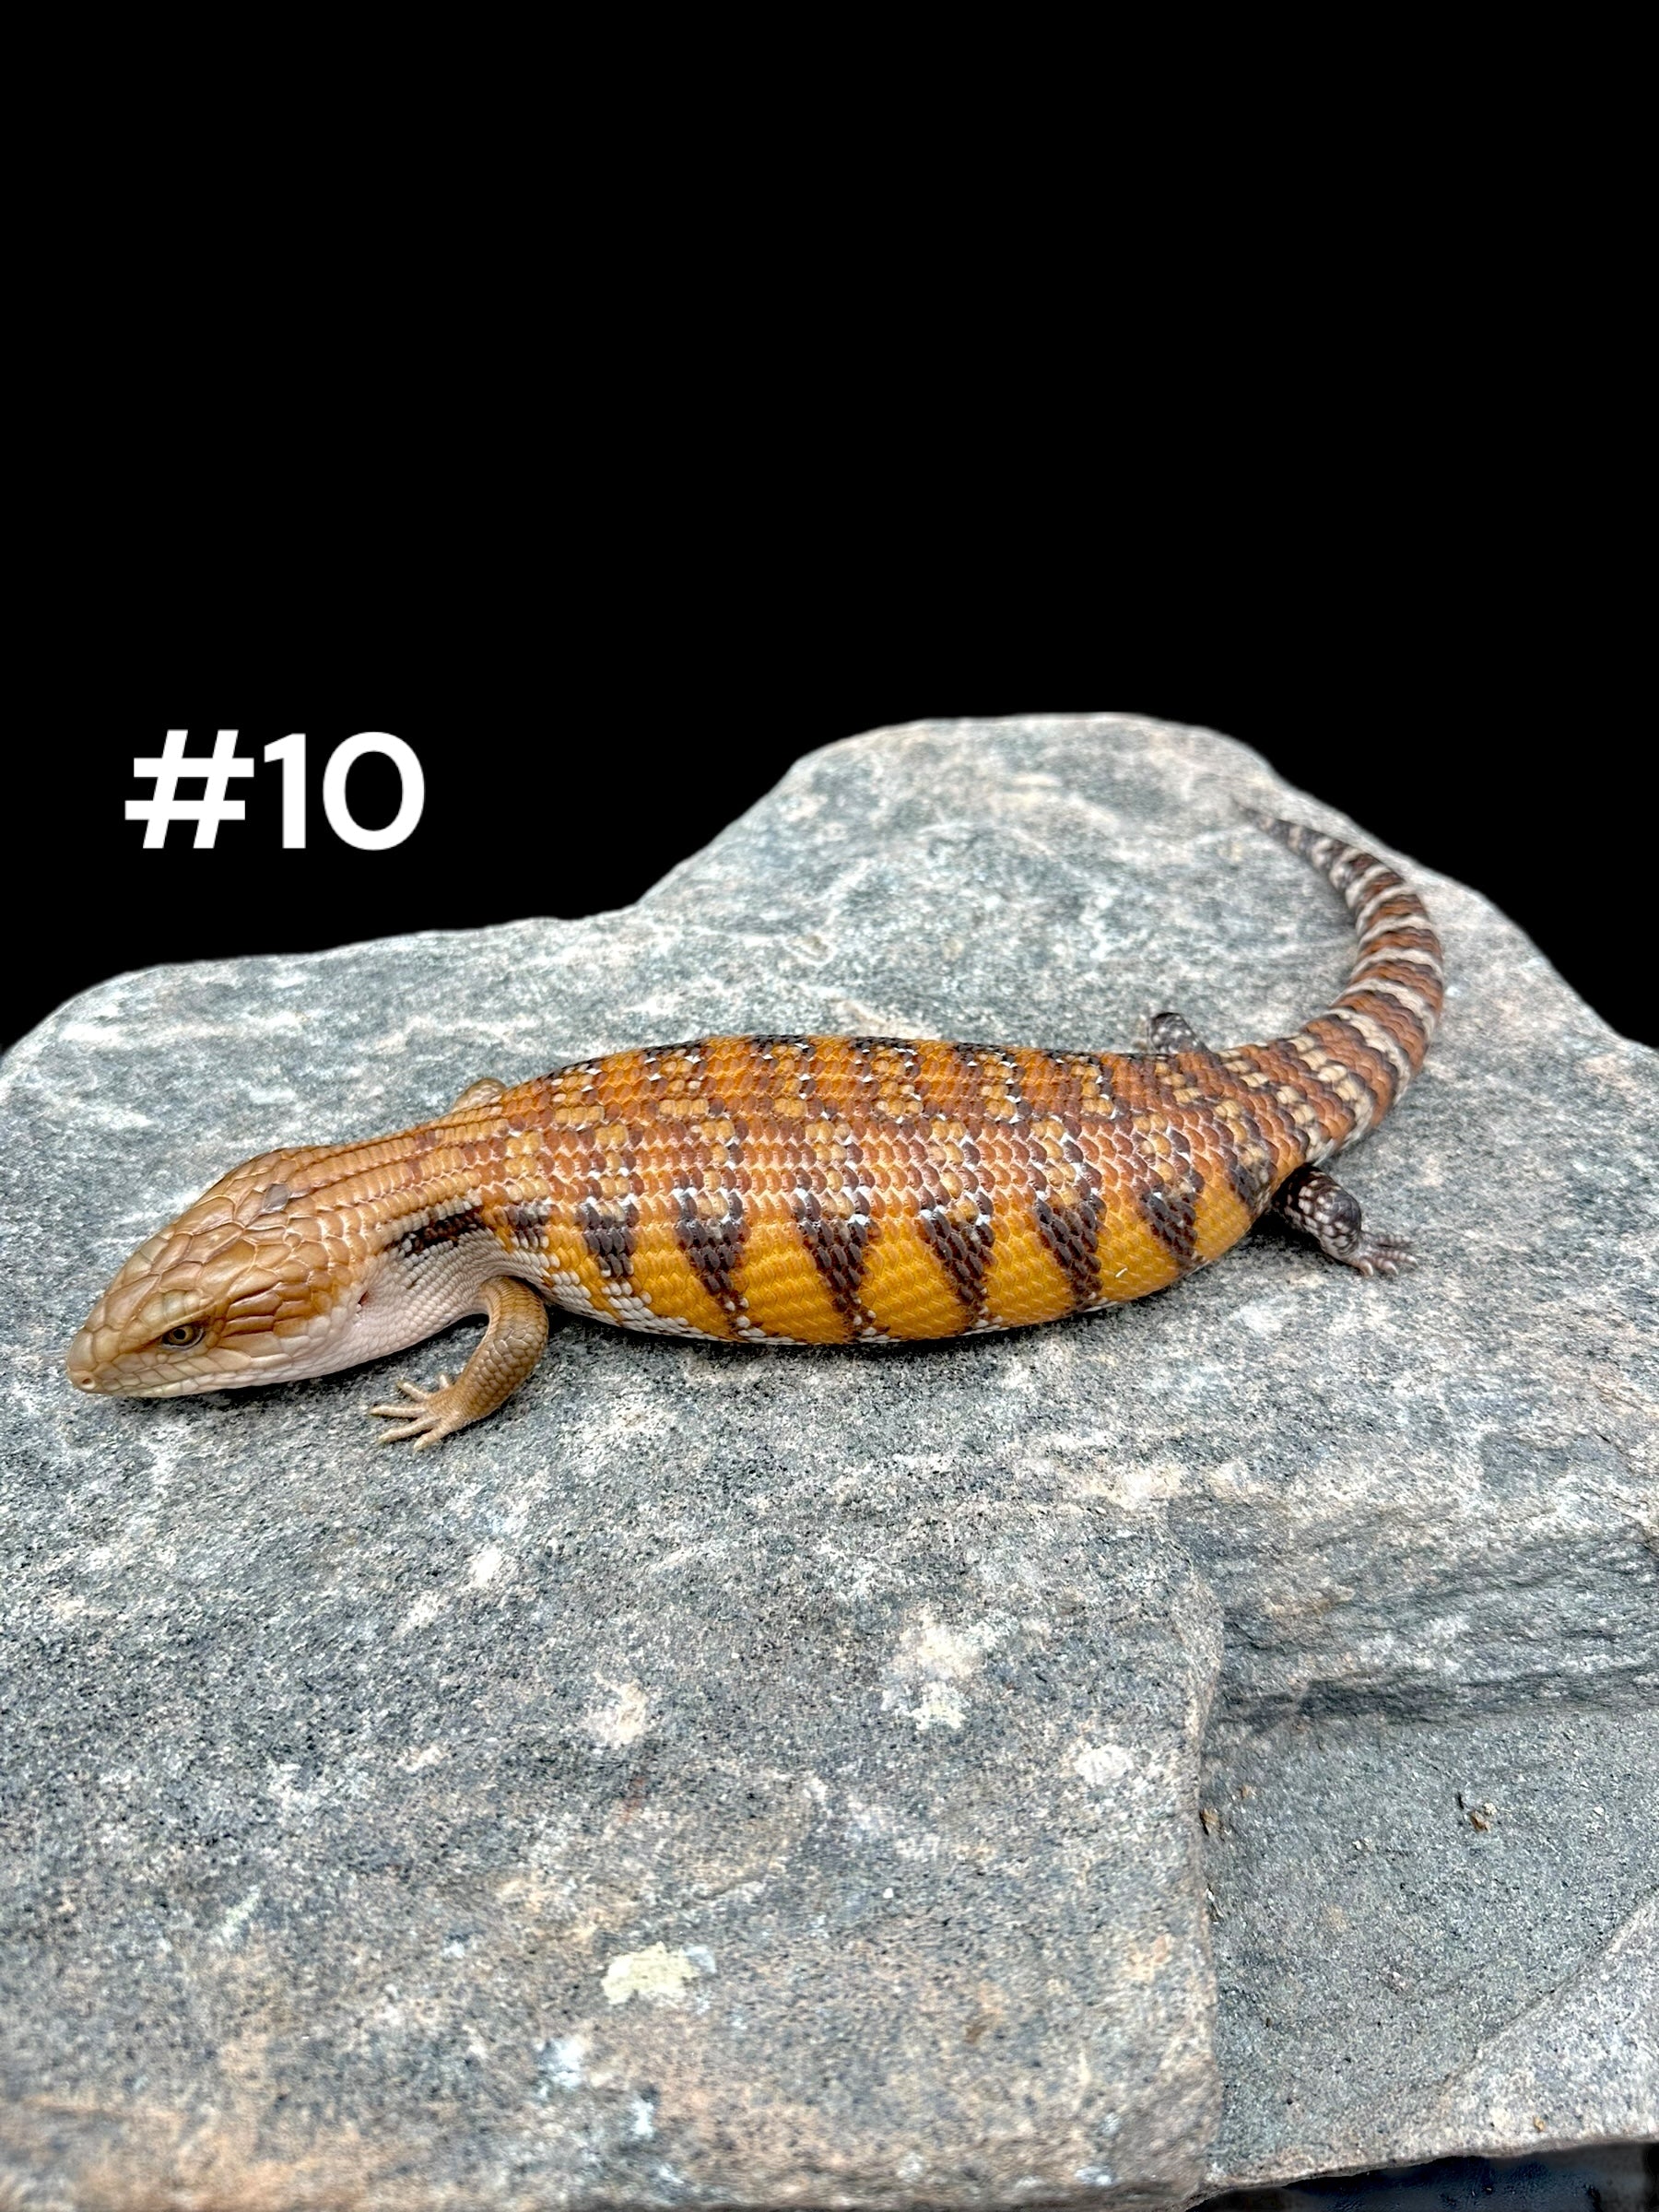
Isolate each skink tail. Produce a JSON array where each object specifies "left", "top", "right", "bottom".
[{"left": 1241, "top": 804, "right": 1446, "bottom": 1124}]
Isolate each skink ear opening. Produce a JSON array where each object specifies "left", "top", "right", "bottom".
[{"left": 229, "top": 1179, "right": 292, "bottom": 1224}]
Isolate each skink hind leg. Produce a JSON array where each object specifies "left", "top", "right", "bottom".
[
  {"left": 1146, "top": 1008, "right": 1205, "bottom": 1053},
  {"left": 369, "top": 1276, "right": 549, "bottom": 1449},
  {"left": 1272, "top": 1164, "right": 1414, "bottom": 1277}
]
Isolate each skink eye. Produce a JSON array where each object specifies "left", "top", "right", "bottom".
[{"left": 160, "top": 1323, "right": 206, "bottom": 1348}]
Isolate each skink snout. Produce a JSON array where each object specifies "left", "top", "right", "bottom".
[
  {"left": 65, "top": 1312, "right": 124, "bottom": 1393},
  {"left": 65, "top": 1327, "right": 99, "bottom": 1392}
]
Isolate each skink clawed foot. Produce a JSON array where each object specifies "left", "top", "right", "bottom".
[
  {"left": 363, "top": 1276, "right": 550, "bottom": 1452},
  {"left": 368, "top": 1374, "right": 467, "bottom": 1450},
  {"left": 1342, "top": 1230, "right": 1414, "bottom": 1278}
]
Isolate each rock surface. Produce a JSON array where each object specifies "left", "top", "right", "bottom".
[{"left": 1, "top": 714, "right": 1653, "bottom": 2208}]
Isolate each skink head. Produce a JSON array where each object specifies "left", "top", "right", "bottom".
[{"left": 66, "top": 1148, "right": 359, "bottom": 1398}]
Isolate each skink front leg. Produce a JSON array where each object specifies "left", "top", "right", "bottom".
[
  {"left": 369, "top": 1276, "right": 550, "bottom": 1449},
  {"left": 450, "top": 1077, "right": 507, "bottom": 1112}
]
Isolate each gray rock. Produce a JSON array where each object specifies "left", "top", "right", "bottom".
[
  {"left": 2, "top": 714, "right": 1653, "bottom": 2207},
  {"left": 1203, "top": 1705, "right": 1658, "bottom": 2183}
]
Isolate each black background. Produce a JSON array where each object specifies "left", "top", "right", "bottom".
[
  {"left": 14, "top": 41, "right": 1645, "bottom": 1053},
  {"left": 8, "top": 563, "right": 1648, "bottom": 1056}
]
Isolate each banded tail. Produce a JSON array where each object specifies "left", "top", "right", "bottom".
[{"left": 1228, "top": 810, "right": 1446, "bottom": 1159}]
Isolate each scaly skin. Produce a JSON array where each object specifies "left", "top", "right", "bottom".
[{"left": 66, "top": 816, "right": 1444, "bottom": 1447}]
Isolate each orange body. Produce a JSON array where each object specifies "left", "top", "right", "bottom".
[{"left": 282, "top": 1026, "right": 1387, "bottom": 1348}]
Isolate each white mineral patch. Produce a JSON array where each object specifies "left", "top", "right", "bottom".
[
  {"left": 395, "top": 1592, "right": 447, "bottom": 1638},
  {"left": 882, "top": 1609, "right": 1004, "bottom": 1733},
  {"left": 1074, "top": 1743, "right": 1135, "bottom": 1788},
  {"left": 468, "top": 1544, "right": 506, "bottom": 1587},
  {"left": 584, "top": 1679, "right": 649, "bottom": 1748},
  {"left": 602, "top": 1943, "right": 712, "bottom": 2008},
  {"left": 538, "top": 2034, "right": 586, "bottom": 2090},
  {"left": 210, "top": 1886, "right": 263, "bottom": 1950}
]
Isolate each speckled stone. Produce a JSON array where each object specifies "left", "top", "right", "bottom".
[{"left": 2, "top": 716, "right": 1653, "bottom": 2207}]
